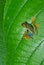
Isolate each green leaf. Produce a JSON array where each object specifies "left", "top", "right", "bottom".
[
  {"left": 0, "top": 0, "right": 6, "bottom": 65},
  {"left": 1, "top": 0, "right": 44, "bottom": 65}
]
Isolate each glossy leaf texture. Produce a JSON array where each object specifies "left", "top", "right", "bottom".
[{"left": 1, "top": 0, "right": 44, "bottom": 65}]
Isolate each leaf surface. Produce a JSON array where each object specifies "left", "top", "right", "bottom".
[{"left": 1, "top": 0, "right": 44, "bottom": 65}]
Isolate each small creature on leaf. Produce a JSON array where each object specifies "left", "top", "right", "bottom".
[
  {"left": 21, "top": 17, "right": 39, "bottom": 39},
  {"left": 21, "top": 21, "right": 34, "bottom": 34}
]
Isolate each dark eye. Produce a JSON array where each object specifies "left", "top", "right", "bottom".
[{"left": 27, "top": 30, "right": 29, "bottom": 32}]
